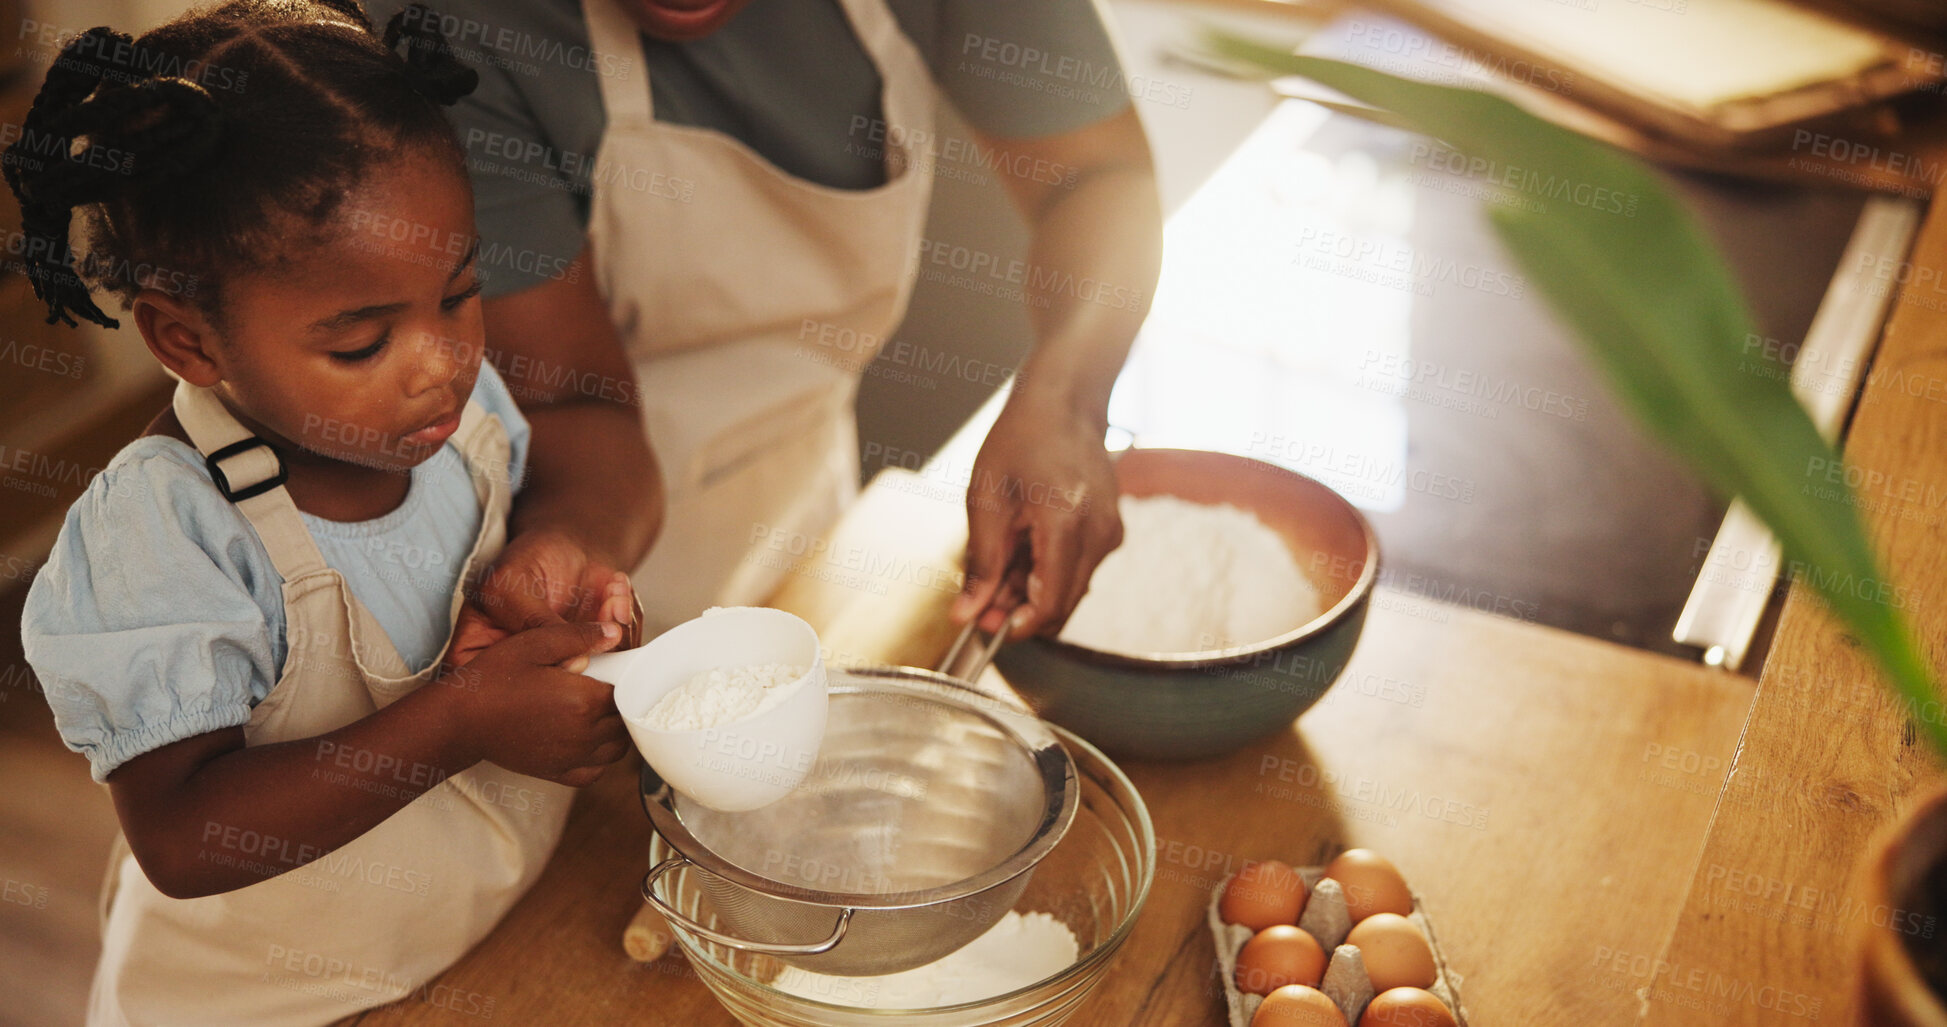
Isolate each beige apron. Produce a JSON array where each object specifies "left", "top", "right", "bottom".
[
  {"left": 87, "top": 382, "right": 573, "bottom": 1027},
  {"left": 582, "top": 0, "right": 937, "bottom": 632}
]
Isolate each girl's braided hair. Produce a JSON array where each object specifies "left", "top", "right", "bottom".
[{"left": 3, "top": 0, "right": 478, "bottom": 329}]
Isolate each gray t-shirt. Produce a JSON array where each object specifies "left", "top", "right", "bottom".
[{"left": 368, "top": 0, "right": 1133, "bottom": 296}]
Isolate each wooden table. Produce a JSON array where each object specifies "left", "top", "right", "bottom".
[
  {"left": 354, "top": 472, "right": 1754, "bottom": 1026},
  {"left": 355, "top": 86, "right": 1947, "bottom": 1027},
  {"left": 1643, "top": 178, "right": 1947, "bottom": 1024}
]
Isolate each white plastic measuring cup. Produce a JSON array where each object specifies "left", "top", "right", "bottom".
[{"left": 581, "top": 607, "right": 827, "bottom": 812}]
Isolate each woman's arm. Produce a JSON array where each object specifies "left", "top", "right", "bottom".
[
  {"left": 458, "top": 247, "right": 663, "bottom": 643},
  {"left": 487, "top": 247, "right": 660, "bottom": 571},
  {"left": 106, "top": 621, "right": 626, "bottom": 899},
  {"left": 955, "top": 107, "right": 1164, "bottom": 635}
]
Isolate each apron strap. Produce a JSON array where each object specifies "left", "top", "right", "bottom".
[
  {"left": 449, "top": 400, "right": 510, "bottom": 511},
  {"left": 833, "top": 0, "right": 911, "bottom": 68},
  {"left": 586, "top": 0, "right": 654, "bottom": 127},
  {"left": 435, "top": 400, "right": 513, "bottom": 637},
  {"left": 171, "top": 382, "right": 510, "bottom": 589},
  {"left": 171, "top": 382, "right": 332, "bottom": 581},
  {"left": 334, "top": 397, "right": 507, "bottom": 690},
  {"left": 831, "top": 0, "right": 935, "bottom": 187},
  {"left": 582, "top": 0, "right": 930, "bottom": 142}
]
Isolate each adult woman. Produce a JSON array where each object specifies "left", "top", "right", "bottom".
[{"left": 378, "top": 0, "right": 1164, "bottom": 642}]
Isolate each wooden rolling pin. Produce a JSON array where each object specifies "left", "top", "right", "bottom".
[
  {"left": 623, "top": 903, "right": 674, "bottom": 963},
  {"left": 767, "top": 468, "right": 969, "bottom": 670}
]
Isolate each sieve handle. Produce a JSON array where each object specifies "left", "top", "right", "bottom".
[
  {"left": 936, "top": 616, "right": 1011, "bottom": 684},
  {"left": 640, "top": 857, "right": 854, "bottom": 956},
  {"left": 939, "top": 544, "right": 1033, "bottom": 684}
]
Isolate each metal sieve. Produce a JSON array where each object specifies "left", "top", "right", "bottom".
[{"left": 639, "top": 664, "right": 1078, "bottom": 977}]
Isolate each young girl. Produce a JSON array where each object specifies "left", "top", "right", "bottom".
[{"left": 13, "top": 3, "right": 635, "bottom": 1023}]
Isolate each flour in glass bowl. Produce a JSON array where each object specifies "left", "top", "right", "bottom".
[
  {"left": 643, "top": 663, "right": 807, "bottom": 731},
  {"left": 1059, "top": 494, "right": 1322, "bottom": 655},
  {"left": 770, "top": 911, "right": 1080, "bottom": 1008}
]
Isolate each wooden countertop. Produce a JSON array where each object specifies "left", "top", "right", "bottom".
[
  {"left": 351, "top": 92, "right": 1947, "bottom": 1027},
  {"left": 1644, "top": 172, "right": 1947, "bottom": 1023},
  {"left": 352, "top": 472, "right": 1754, "bottom": 1026},
  {"left": 349, "top": 207, "right": 1947, "bottom": 1026}
]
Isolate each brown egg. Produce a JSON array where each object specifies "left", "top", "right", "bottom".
[
  {"left": 1345, "top": 913, "right": 1437, "bottom": 991},
  {"left": 1253, "top": 984, "right": 1349, "bottom": 1027},
  {"left": 1221, "top": 859, "right": 1309, "bottom": 930},
  {"left": 1234, "top": 925, "right": 1327, "bottom": 995},
  {"left": 1322, "top": 849, "right": 1413, "bottom": 922},
  {"left": 1360, "top": 987, "right": 1457, "bottom": 1027}
]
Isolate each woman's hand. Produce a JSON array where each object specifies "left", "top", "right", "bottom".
[
  {"left": 950, "top": 109, "right": 1157, "bottom": 637},
  {"left": 447, "top": 528, "right": 637, "bottom": 669},
  {"left": 953, "top": 390, "right": 1122, "bottom": 637},
  {"left": 451, "top": 245, "right": 660, "bottom": 671}
]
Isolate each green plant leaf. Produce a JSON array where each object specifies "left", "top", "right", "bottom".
[{"left": 1204, "top": 31, "right": 1945, "bottom": 755}]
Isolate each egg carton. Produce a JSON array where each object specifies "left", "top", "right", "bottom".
[{"left": 1207, "top": 865, "right": 1472, "bottom": 1027}]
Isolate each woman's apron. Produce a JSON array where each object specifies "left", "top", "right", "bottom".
[
  {"left": 582, "top": 0, "right": 938, "bottom": 632},
  {"left": 87, "top": 382, "right": 574, "bottom": 1026}
]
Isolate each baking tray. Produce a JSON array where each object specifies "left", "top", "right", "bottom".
[{"left": 1357, "top": 0, "right": 1945, "bottom": 150}]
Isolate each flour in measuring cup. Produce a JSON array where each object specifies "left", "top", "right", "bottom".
[
  {"left": 770, "top": 911, "right": 1080, "bottom": 1008},
  {"left": 644, "top": 664, "right": 807, "bottom": 731}
]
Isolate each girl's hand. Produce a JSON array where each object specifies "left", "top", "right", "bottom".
[
  {"left": 438, "top": 620, "right": 630, "bottom": 787},
  {"left": 448, "top": 528, "right": 638, "bottom": 669},
  {"left": 105, "top": 618, "right": 627, "bottom": 897},
  {"left": 443, "top": 605, "right": 508, "bottom": 671},
  {"left": 954, "top": 392, "right": 1123, "bottom": 637}
]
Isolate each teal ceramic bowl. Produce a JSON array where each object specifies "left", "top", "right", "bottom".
[{"left": 994, "top": 449, "right": 1379, "bottom": 761}]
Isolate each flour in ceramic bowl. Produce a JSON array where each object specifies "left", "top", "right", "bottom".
[
  {"left": 644, "top": 663, "right": 807, "bottom": 731},
  {"left": 1060, "top": 494, "right": 1322, "bottom": 655},
  {"left": 770, "top": 910, "right": 1080, "bottom": 1008}
]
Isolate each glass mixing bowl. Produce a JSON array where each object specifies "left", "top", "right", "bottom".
[{"left": 647, "top": 714, "right": 1155, "bottom": 1026}]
